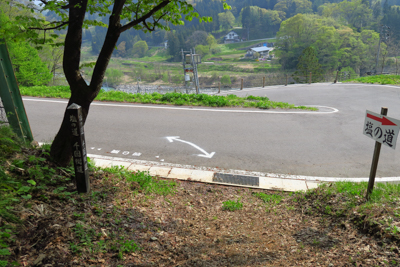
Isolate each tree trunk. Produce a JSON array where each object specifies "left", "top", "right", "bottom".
[
  {"left": 50, "top": 86, "right": 92, "bottom": 166},
  {"left": 48, "top": 0, "right": 170, "bottom": 166}
]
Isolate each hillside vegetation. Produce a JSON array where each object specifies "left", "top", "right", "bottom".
[{"left": 1, "top": 125, "right": 400, "bottom": 266}]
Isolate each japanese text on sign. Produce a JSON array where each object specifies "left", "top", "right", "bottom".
[{"left": 363, "top": 110, "right": 400, "bottom": 149}]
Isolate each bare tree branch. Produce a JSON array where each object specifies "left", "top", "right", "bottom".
[{"left": 29, "top": 21, "right": 69, "bottom": 31}]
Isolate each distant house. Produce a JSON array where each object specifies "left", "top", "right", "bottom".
[
  {"left": 223, "top": 31, "right": 241, "bottom": 44},
  {"left": 246, "top": 47, "right": 273, "bottom": 58}
]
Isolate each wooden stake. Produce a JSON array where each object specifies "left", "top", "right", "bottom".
[
  {"left": 334, "top": 70, "right": 339, "bottom": 83},
  {"left": 309, "top": 72, "right": 312, "bottom": 84},
  {"left": 285, "top": 74, "right": 288, "bottom": 86},
  {"left": 262, "top": 77, "right": 265, "bottom": 88},
  {"left": 67, "top": 104, "right": 90, "bottom": 193},
  {"left": 218, "top": 82, "right": 220, "bottom": 94},
  {"left": 366, "top": 107, "right": 388, "bottom": 200},
  {"left": 241, "top": 78, "right": 244, "bottom": 90}
]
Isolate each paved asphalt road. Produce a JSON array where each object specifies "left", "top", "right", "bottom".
[{"left": 23, "top": 83, "right": 400, "bottom": 178}]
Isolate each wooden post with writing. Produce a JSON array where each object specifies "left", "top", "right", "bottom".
[
  {"left": 262, "top": 77, "right": 265, "bottom": 88},
  {"left": 241, "top": 78, "right": 244, "bottom": 90},
  {"left": 218, "top": 82, "right": 221, "bottom": 93},
  {"left": 309, "top": 72, "right": 312, "bottom": 84},
  {"left": 68, "top": 103, "right": 90, "bottom": 193},
  {"left": 366, "top": 107, "right": 388, "bottom": 200}
]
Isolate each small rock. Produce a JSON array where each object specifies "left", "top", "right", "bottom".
[
  {"left": 155, "top": 218, "right": 162, "bottom": 224},
  {"left": 31, "top": 141, "right": 39, "bottom": 147},
  {"left": 33, "top": 254, "right": 46, "bottom": 266},
  {"left": 150, "top": 236, "right": 158, "bottom": 241},
  {"left": 66, "top": 222, "right": 75, "bottom": 228}
]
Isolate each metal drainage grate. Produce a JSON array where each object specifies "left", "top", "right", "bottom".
[{"left": 213, "top": 173, "right": 259, "bottom": 187}]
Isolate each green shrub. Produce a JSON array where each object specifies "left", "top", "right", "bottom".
[
  {"left": 220, "top": 75, "right": 231, "bottom": 85},
  {"left": 339, "top": 66, "right": 357, "bottom": 80},
  {"left": 105, "top": 68, "right": 124, "bottom": 87}
]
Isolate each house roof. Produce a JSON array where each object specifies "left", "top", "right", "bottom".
[
  {"left": 225, "top": 31, "right": 238, "bottom": 37},
  {"left": 250, "top": 47, "right": 272, "bottom": 53}
]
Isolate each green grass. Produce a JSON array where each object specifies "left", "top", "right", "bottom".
[
  {"left": 324, "top": 181, "right": 400, "bottom": 203},
  {"left": 253, "top": 192, "right": 284, "bottom": 205},
  {"left": 103, "top": 166, "right": 176, "bottom": 196},
  {"left": 295, "top": 181, "right": 400, "bottom": 236},
  {"left": 0, "top": 125, "right": 176, "bottom": 265},
  {"left": 222, "top": 199, "right": 243, "bottom": 211},
  {"left": 20, "top": 86, "right": 317, "bottom": 111},
  {"left": 345, "top": 74, "right": 400, "bottom": 85}
]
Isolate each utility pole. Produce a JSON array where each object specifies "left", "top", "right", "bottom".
[
  {"left": 192, "top": 49, "right": 200, "bottom": 94},
  {"left": 181, "top": 49, "right": 188, "bottom": 93},
  {"left": 182, "top": 49, "right": 201, "bottom": 94}
]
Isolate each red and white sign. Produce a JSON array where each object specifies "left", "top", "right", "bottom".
[{"left": 363, "top": 110, "right": 400, "bottom": 149}]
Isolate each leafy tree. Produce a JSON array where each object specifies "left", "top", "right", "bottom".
[
  {"left": 1, "top": 2, "right": 52, "bottom": 85},
  {"left": 319, "top": 0, "right": 374, "bottom": 31},
  {"left": 195, "top": 44, "right": 209, "bottom": 57},
  {"left": 206, "top": 34, "right": 217, "bottom": 49},
  {"left": 38, "top": 38, "right": 64, "bottom": 84},
  {"left": 339, "top": 66, "right": 357, "bottom": 80},
  {"left": 167, "top": 31, "right": 181, "bottom": 61},
  {"left": 294, "top": 46, "right": 324, "bottom": 83},
  {"left": 186, "top": 31, "right": 208, "bottom": 49},
  {"left": 221, "top": 75, "right": 231, "bottom": 85},
  {"left": 372, "top": 0, "right": 382, "bottom": 19},
  {"left": 105, "top": 68, "right": 124, "bottom": 87},
  {"left": 8, "top": 40, "right": 52, "bottom": 86},
  {"left": 130, "top": 40, "right": 148, "bottom": 58},
  {"left": 273, "top": 0, "right": 313, "bottom": 19},
  {"left": 240, "top": 6, "right": 283, "bottom": 39},
  {"left": 115, "top": 41, "right": 127, "bottom": 57},
  {"left": 275, "top": 13, "right": 381, "bottom": 72},
  {"left": 218, "top": 11, "right": 235, "bottom": 30},
  {"left": 1, "top": 0, "right": 229, "bottom": 166}
]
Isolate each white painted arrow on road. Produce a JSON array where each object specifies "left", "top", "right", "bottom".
[{"left": 166, "top": 136, "right": 215, "bottom": 158}]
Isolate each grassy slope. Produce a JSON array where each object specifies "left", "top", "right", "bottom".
[
  {"left": 345, "top": 75, "right": 400, "bottom": 85},
  {"left": 20, "top": 86, "right": 316, "bottom": 110},
  {"left": 1, "top": 125, "right": 400, "bottom": 266}
]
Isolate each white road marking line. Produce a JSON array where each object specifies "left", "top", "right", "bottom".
[
  {"left": 22, "top": 98, "right": 338, "bottom": 114},
  {"left": 166, "top": 136, "right": 215, "bottom": 158}
]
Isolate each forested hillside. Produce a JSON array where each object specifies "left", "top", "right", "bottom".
[
  {"left": 2, "top": 0, "right": 400, "bottom": 81},
  {"left": 46, "top": 0, "right": 400, "bottom": 73}
]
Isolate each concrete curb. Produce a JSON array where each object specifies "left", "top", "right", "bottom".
[{"left": 88, "top": 154, "right": 400, "bottom": 192}]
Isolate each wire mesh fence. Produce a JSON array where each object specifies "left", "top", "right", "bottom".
[
  {"left": 111, "top": 70, "right": 392, "bottom": 95},
  {"left": 0, "top": 97, "right": 8, "bottom": 125}
]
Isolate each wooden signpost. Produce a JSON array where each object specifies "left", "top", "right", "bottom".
[
  {"left": 68, "top": 103, "right": 90, "bottom": 193},
  {"left": 363, "top": 108, "right": 400, "bottom": 200}
]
